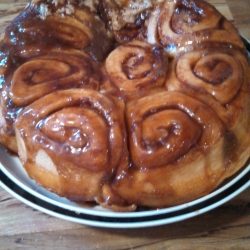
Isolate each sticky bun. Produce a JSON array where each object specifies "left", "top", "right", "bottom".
[{"left": 0, "top": 0, "right": 249, "bottom": 211}]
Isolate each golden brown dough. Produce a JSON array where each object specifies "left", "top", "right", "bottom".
[
  {"left": 167, "top": 48, "right": 250, "bottom": 179},
  {"left": 104, "top": 40, "right": 168, "bottom": 99},
  {"left": 15, "top": 89, "right": 128, "bottom": 202},
  {"left": 0, "top": 0, "right": 249, "bottom": 211},
  {"left": 112, "top": 91, "right": 232, "bottom": 207},
  {"left": 145, "top": 0, "right": 244, "bottom": 55},
  {"left": 4, "top": 1, "right": 112, "bottom": 60},
  {"left": 167, "top": 49, "right": 245, "bottom": 103},
  {"left": 0, "top": 49, "right": 102, "bottom": 153}
]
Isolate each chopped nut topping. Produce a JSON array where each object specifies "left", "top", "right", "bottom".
[{"left": 34, "top": 0, "right": 83, "bottom": 19}]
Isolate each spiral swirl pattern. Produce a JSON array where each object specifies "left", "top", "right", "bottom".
[
  {"left": 0, "top": 0, "right": 249, "bottom": 211},
  {"left": 10, "top": 50, "right": 101, "bottom": 106},
  {"left": 146, "top": 0, "right": 244, "bottom": 55},
  {"left": 105, "top": 40, "right": 168, "bottom": 98},
  {"left": 166, "top": 48, "right": 250, "bottom": 179},
  {"left": 5, "top": 5, "right": 112, "bottom": 60},
  {"left": 168, "top": 49, "right": 244, "bottom": 104},
  {"left": 0, "top": 49, "right": 102, "bottom": 153},
  {"left": 113, "top": 91, "right": 228, "bottom": 207},
  {"left": 173, "top": 48, "right": 243, "bottom": 104},
  {"left": 15, "top": 89, "right": 127, "bottom": 201},
  {"left": 128, "top": 91, "right": 224, "bottom": 168}
]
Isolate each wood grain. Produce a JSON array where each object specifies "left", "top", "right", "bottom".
[
  {"left": 0, "top": 188, "right": 249, "bottom": 250},
  {"left": 0, "top": 1, "right": 249, "bottom": 249}
]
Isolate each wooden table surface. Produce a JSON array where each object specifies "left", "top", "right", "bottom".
[{"left": 0, "top": 1, "right": 249, "bottom": 249}]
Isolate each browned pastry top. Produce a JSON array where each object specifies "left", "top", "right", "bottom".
[{"left": 0, "top": 0, "right": 249, "bottom": 211}]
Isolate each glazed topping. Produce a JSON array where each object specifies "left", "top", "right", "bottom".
[
  {"left": 40, "top": 107, "right": 110, "bottom": 170},
  {"left": 0, "top": 0, "right": 249, "bottom": 210},
  {"left": 0, "top": 2, "right": 112, "bottom": 140},
  {"left": 10, "top": 50, "right": 102, "bottom": 106},
  {"left": 4, "top": 3, "right": 112, "bottom": 60},
  {"left": 140, "top": 109, "right": 202, "bottom": 165},
  {"left": 146, "top": 0, "right": 244, "bottom": 55},
  {"left": 105, "top": 40, "right": 168, "bottom": 98},
  {"left": 194, "top": 59, "right": 233, "bottom": 85},
  {"left": 170, "top": 0, "right": 219, "bottom": 34},
  {"left": 126, "top": 91, "right": 224, "bottom": 169},
  {"left": 14, "top": 89, "right": 129, "bottom": 203},
  {"left": 0, "top": 48, "right": 102, "bottom": 143},
  {"left": 16, "top": 89, "right": 125, "bottom": 172},
  {"left": 175, "top": 50, "right": 243, "bottom": 104}
]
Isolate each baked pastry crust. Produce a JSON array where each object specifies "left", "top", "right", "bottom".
[
  {"left": 15, "top": 89, "right": 128, "bottom": 202},
  {"left": 0, "top": 0, "right": 249, "bottom": 211}
]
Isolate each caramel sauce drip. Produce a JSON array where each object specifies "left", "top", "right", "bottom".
[
  {"left": 0, "top": 3, "right": 111, "bottom": 143},
  {"left": 16, "top": 89, "right": 125, "bottom": 172},
  {"left": 126, "top": 91, "right": 224, "bottom": 169},
  {"left": 0, "top": 0, "right": 249, "bottom": 210}
]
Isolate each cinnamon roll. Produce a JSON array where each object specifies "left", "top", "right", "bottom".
[
  {"left": 146, "top": 0, "right": 244, "bottom": 55},
  {"left": 11, "top": 49, "right": 101, "bottom": 106},
  {"left": 112, "top": 91, "right": 231, "bottom": 207},
  {"left": 15, "top": 89, "right": 128, "bottom": 202},
  {"left": 0, "top": 0, "right": 249, "bottom": 211},
  {"left": 0, "top": 49, "right": 102, "bottom": 152},
  {"left": 167, "top": 48, "right": 250, "bottom": 178},
  {"left": 4, "top": 1, "right": 112, "bottom": 60},
  {"left": 168, "top": 49, "right": 245, "bottom": 104},
  {"left": 105, "top": 40, "right": 168, "bottom": 99}
]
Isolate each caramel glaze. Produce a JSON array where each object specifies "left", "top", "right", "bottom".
[
  {"left": 103, "top": 40, "right": 169, "bottom": 101},
  {"left": 0, "top": 0, "right": 249, "bottom": 210},
  {"left": 155, "top": 1, "right": 245, "bottom": 56},
  {"left": 98, "top": 0, "right": 245, "bottom": 56},
  {"left": 166, "top": 47, "right": 250, "bottom": 128},
  {"left": 0, "top": 2, "right": 113, "bottom": 152},
  {"left": 98, "top": 0, "right": 152, "bottom": 43},
  {"left": 4, "top": 3, "right": 113, "bottom": 61},
  {"left": 164, "top": 46, "right": 250, "bottom": 181},
  {"left": 0, "top": 48, "right": 104, "bottom": 152},
  {"left": 15, "top": 89, "right": 129, "bottom": 203},
  {"left": 112, "top": 91, "right": 227, "bottom": 207}
]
